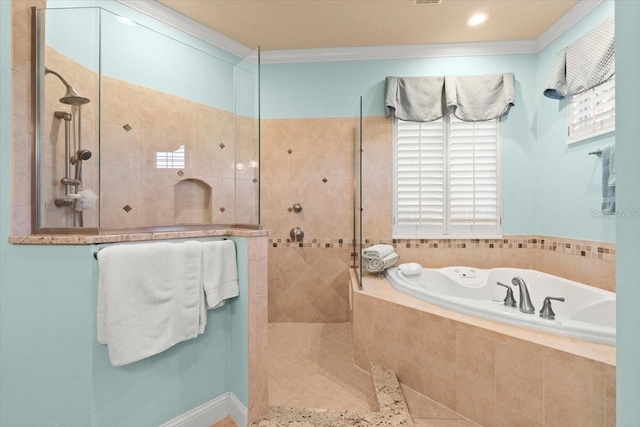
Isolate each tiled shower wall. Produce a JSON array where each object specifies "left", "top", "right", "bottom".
[
  {"left": 261, "top": 118, "right": 355, "bottom": 323},
  {"left": 261, "top": 117, "right": 616, "bottom": 323},
  {"left": 11, "top": 9, "right": 257, "bottom": 234},
  {"left": 11, "top": 0, "right": 45, "bottom": 235}
]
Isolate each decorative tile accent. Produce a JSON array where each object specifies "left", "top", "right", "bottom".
[
  {"left": 122, "top": 205, "right": 132, "bottom": 212},
  {"left": 177, "top": 170, "right": 184, "bottom": 176},
  {"left": 322, "top": 178, "right": 328, "bottom": 183},
  {"left": 219, "top": 143, "right": 226, "bottom": 149},
  {"left": 287, "top": 148, "right": 293, "bottom": 154},
  {"left": 287, "top": 207, "right": 293, "bottom": 212},
  {"left": 122, "top": 123, "right": 132, "bottom": 131},
  {"left": 253, "top": 178, "right": 258, "bottom": 183},
  {"left": 219, "top": 207, "right": 226, "bottom": 213}
]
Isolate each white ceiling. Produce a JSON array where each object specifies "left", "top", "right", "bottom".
[{"left": 156, "top": 0, "right": 582, "bottom": 51}]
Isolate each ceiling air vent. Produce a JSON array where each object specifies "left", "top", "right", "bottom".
[{"left": 411, "top": 0, "right": 442, "bottom": 5}]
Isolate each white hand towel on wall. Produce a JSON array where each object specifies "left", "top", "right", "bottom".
[
  {"left": 202, "top": 240, "right": 239, "bottom": 309},
  {"left": 97, "top": 241, "right": 205, "bottom": 366}
]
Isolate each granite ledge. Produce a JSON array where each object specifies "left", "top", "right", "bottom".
[
  {"left": 250, "top": 363, "right": 413, "bottom": 427},
  {"left": 9, "top": 228, "right": 269, "bottom": 245}
]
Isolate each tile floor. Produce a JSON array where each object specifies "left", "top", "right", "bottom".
[
  {"left": 267, "top": 323, "right": 480, "bottom": 427},
  {"left": 212, "top": 322, "right": 480, "bottom": 426}
]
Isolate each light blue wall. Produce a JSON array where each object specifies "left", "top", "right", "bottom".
[
  {"left": 261, "top": 3, "right": 617, "bottom": 243},
  {"left": 45, "top": 0, "right": 257, "bottom": 117},
  {"left": 614, "top": 1, "right": 640, "bottom": 424},
  {"left": 262, "top": 55, "right": 539, "bottom": 235},
  {"left": 535, "top": 1, "right": 615, "bottom": 242},
  {"left": 0, "top": 238, "right": 248, "bottom": 427}
]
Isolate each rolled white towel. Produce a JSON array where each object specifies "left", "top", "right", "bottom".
[
  {"left": 399, "top": 263, "right": 422, "bottom": 276},
  {"left": 365, "top": 252, "right": 399, "bottom": 273},
  {"left": 362, "top": 244, "right": 394, "bottom": 260}
]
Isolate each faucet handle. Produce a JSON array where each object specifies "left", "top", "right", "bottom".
[
  {"left": 539, "top": 296, "right": 565, "bottom": 320},
  {"left": 496, "top": 282, "right": 517, "bottom": 307}
]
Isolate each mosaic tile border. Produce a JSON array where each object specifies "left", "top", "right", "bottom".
[{"left": 268, "top": 235, "right": 615, "bottom": 262}]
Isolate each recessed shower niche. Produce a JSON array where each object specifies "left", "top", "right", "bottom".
[
  {"left": 174, "top": 179, "right": 213, "bottom": 225},
  {"left": 33, "top": 6, "right": 260, "bottom": 233}
]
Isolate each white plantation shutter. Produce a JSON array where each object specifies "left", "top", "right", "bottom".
[
  {"left": 448, "top": 117, "right": 500, "bottom": 236},
  {"left": 567, "top": 78, "right": 615, "bottom": 144},
  {"left": 395, "top": 119, "right": 446, "bottom": 235},
  {"left": 394, "top": 116, "right": 501, "bottom": 238}
]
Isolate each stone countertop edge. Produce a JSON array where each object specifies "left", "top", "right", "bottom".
[
  {"left": 8, "top": 229, "right": 270, "bottom": 245},
  {"left": 250, "top": 363, "right": 413, "bottom": 427}
]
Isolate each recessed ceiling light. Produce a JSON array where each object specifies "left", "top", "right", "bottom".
[{"left": 467, "top": 13, "right": 489, "bottom": 27}]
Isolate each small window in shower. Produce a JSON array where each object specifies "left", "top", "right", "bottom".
[{"left": 156, "top": 145, "right": 185, "bottom": 169}]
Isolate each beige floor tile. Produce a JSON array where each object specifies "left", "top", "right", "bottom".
[
  {"left": 268, "top": 322, "right": 378, "bottom": 412},
  {"left": 269, "top": 322, "right": 480, "bottom": 426},
  {"left": 210, "top": 416, "right": 237, "bottom": 427}
]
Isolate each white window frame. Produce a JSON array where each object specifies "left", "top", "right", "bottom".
[
  {"left": 567, "top": 78, "right": 615, "bottom": 144},
  {"left": 392, "top": 114, "right": 502, "bottom": 239}
]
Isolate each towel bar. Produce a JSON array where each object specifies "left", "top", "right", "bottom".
[{"left": 93, "top": 247, "right": 102, "bottom": 259}]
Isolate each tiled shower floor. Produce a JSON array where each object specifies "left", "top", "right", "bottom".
[{"left": 267, "top": 323, "right": 480, "bottom": 427}]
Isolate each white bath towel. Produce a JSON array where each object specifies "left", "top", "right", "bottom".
[
  {"left": 97, "top": 241, "right": 205, "bottom": 366},
  {"left": 202, "top": 240, "right": 239, "bottom": 310},
  {"left": 362, "top": 244, "right": 395, "bottom": 260},
  {"left": 399, "top": 263, "right": 423, "bottom": 276}
]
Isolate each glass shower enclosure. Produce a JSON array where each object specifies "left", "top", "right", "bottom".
[{"left": 34, "top": 6, "right": 260, "bottom": 233}]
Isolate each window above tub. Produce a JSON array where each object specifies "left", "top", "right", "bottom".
[{"left": 393, "top": 115, "right": 502, "bottom": 239}]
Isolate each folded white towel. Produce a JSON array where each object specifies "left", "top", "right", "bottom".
[
  {"left": 362, "top": 244, "right": 394, "bottom": 260},
  {"left": 97, "top": 241, "right": 205, "bottom": 366},
  {"left": 399, "top": 263, "right": 423, "bottom": 276},
  {"left": 202, "top": 240, "right": 239, "bottom": 310}
]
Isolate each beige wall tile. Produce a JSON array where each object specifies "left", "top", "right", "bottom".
[
  {"left": 543, "top": 357, "right": 605, "bottom": 427},
  {"left": 495, "top": 342, "right": 543, "bottom": 423},
  {"left": 455, "top": 327, "right": 496, "bottom": 400},
  {"left": 455, "top": 386, "right": 496, "bottom": 427},
  {"left": 494, "top": 404, "right": 542, "bottom": 427},
  {"left": 420, "top": 312, "right": 457, "bottom": 382}
]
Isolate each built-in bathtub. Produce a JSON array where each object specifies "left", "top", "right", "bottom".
[
  {"left": 385, "top": 266, "right": 615, "bottom": 345},
  {"left": 349, "top": 269, "right": 616, "bottom": 426}
]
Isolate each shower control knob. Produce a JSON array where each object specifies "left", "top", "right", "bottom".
[
  {"left": 290, "top": 227, "right": 304, "bottom": 242},
  {"left": 292, "top": 203, "right": 303, "bottom": 213}
]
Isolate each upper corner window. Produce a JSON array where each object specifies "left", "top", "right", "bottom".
[
  {"left": 393, "top": 115, "right": 502, "bottom": 239},
  {"left": 567, "top": 78, "right": 615, "bottom": 144}
]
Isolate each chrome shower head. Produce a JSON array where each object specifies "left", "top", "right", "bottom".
[
  {"left": 44, "top": 66, "right": 90, "bottom": 106},
  {"left": 77, "top": 149, "right": 92, "bottom": 161}
]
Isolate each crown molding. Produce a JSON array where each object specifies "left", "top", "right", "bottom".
[
  {"left": 259, "top": 40, "right": 539, "bottom": 64},
  {"left": 115, "top": 0, "right": 253, "bottom": 59},
  {"left": 534, "top": 0, "right": 604, "bottom": 51},
  {"left": 116, "top": 0, "right": 605, "bottom": 64}
]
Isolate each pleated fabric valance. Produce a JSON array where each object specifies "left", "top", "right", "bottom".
[
  {"left": 385, "top": 73, "right": 515, "bottom": 122},
  {"left": 544, "top": 16, "right": 615, "bottom": 100}
]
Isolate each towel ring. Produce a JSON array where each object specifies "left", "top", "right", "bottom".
[{"left": 93, "top": 247, "right": 103, "bottom": 260}]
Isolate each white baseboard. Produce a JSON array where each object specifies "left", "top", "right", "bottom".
[
  {"left": 228, "top": 393, "right": 248, "bottom": 427},
  {"left": 160, "top": 392, "right": 248, "bottom": 427}
]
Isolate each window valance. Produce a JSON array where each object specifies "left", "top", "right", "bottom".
[
  {"left": 544, "top": 16, "right": 614, "bottom": 100},
  {"left": 385, "top": 73, "right": 515, "bottom": 122}
]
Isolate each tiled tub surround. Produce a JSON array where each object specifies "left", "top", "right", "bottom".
[
  {"left": 267, "top": 235, "right": 615, "bottom": 324},
  {"left": 350, "top": 271, "right": 616, "bottom": 427},
  {"left": 261, "top": 117, "right": 615, "bottom": 324}
]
